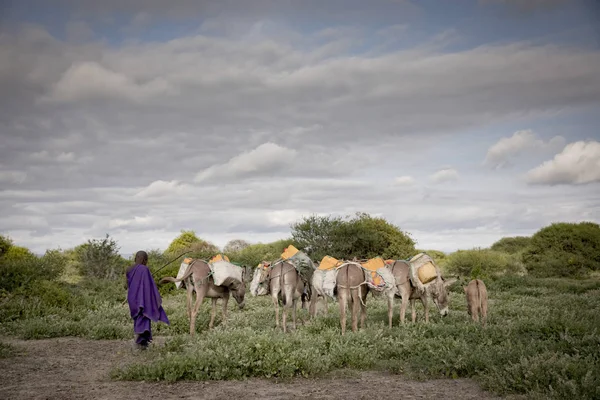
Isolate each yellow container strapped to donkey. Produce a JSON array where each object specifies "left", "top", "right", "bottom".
[
  {"left": 361, "top": 257, "right": 386, "bottom": 288},
  {"left": 318, "top": 255, "right": 343, "bottom": 271},
  {"left": 209, "top": 254, "right": 230, "bottom": 263}
]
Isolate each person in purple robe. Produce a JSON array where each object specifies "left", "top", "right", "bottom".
[{"left": 126, "top": 250, "right": 170, "bottom": 350}]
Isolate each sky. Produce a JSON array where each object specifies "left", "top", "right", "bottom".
[{"left": 1, "top": 0, "right": 599, "bottom": 255}]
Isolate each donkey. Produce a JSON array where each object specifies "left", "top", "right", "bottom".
[
  {"left": 335, "top": 262, "right": 369, "bottom": 335},
  {"left": 255, "top": 260, "right": 307, "bottom": 333},
  {"left": 386, "top": 260, "right": 456, "bottom": 327},
  {"left": 465, "top": 279, "right": 488, "bottom": 327},
  {"left": 160, "top": 259, "right": 246, "bottom": 335}
]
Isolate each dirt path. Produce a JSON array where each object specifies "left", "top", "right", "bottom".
[{"left": 0, "top": 337, "right": 501, "bottom": 400}]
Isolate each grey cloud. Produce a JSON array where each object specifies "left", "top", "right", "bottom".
[
  {"left": 195, "top": 142, "right": 298, "bottom": 183},
  {"left": 1, "top": 15, "right": 600, "bottom": 254},
  {"left": 2, "top": 26, "right": 600, "bottom": 194}
]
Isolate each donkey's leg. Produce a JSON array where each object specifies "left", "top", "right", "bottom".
[
  {"left": 410, "top": 299, "right": 417, "bottom": 323},
  {"left": 350, "top": 288, "right": 359, "bottom": 333},
  {"left": 209, "top": 298, "right": 217, "bottom": 330},
  {"left": 338, "top": 289, "right": 347, "bottom": 335},
  {"left": 400, "top": 294, "right": 408, "bottom": 325},
  {"left": 359, "top": 287, "right": 368, "bottom": 330},
  {"left": 221, "top": 294, "right": 229, "bottom": 327},
  {"left": 309, "top": 292, "right": 318, "bottom": 319},
  {"left": 422, "top": 296, "right": 429, "bottom": 324},
  {"left": 190, "top": 285, "right": 206, "bottom": 336},
  {"left": 271, "top": 292, "right": 280, "bottom": 329},
  {"left": 186, "top": 284, "right": 194, "bottom": 320},
  {"left": 292, "top": 297, "right": 298, "bottom": 330},
  {"left": 387, "top": 293, "right": 394, "bottom": 329}
]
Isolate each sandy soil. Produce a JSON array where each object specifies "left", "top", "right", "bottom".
[{"left": 0, "top": 336, "right": 502, "bottom": 400}]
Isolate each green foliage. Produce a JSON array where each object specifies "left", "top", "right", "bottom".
[
  {"left": 291, "top": 212, "right": 415, "bottom": 261},
  {"left": 2, "top": 270, "right": 600, "bottom": 399},
  {"left": 165, "top": 230, "right": 219, "bottom": 257},
  {"left": 160, "top": 230, "right": 220, "bottom": 280},
  {"left": 291, "top": 215, "right": 344, "bottom": 261},
  {"left": 445, "top": 248, "right": 525, "bottom": 279},
  {"left": 0, "top": 341, "right": 17, "bottom": 359},
  {"left": 523, "top": 222, "right": 600, "bottom": 277},
  {"left": 490, "top": 236, "right": 531, "bottom": 255},
  {"left": 0, "top": 234, "right": 13, "bottom": 257},
  {"left": 228, "top": 239, "right": 294, "bottom": 268},
  {"left": 0, "top": 245, "right": 39, "bottom": 292},
  {"left": 0, "top": 242, "right": 68, "bottom": 293},
  {"left": 76, "top": 234, "right": 127, "bottom": 280},
  {"left": 109, "top": 276, "right": 600, "bottom": 400},
  {"left": 161, "top": 234, "right": 220, "bottom": 284},
  {"left": 39, "top": 249, "right": 68, "bottom": 282}
]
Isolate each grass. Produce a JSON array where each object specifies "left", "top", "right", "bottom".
[
  {"left": 1, "top": 275, "right": 599, "bottom": 399},
  {"left": 0, "top": 341, "right": 17, "bottom": 359}
]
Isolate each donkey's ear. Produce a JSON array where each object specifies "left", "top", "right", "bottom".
[{"left": 444, "top": 278, "right": 457, "bottom": 287}]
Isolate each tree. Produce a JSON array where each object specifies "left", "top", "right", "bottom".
[
  {"left": 223, "top": 239, "right": 251, "bottom": 254},
  {"left": 291, "top": 215, "right": 343, "bottom": 261},
  {"left": 522, "top": 222, "right": 600, "bottom": 277},
  {"left": 0, "top": 234, "right": 13, "bottom": 257},
  {"left": 76, "top": 234, "right": 127, "bottom": 280},
  {"left": 490, "top": 236, "right": 531, "bottom": 255},
  {"left": 158, "top": 231, "right": 220, "bottom": 285},
  {"left": 229, "top": 239, "right": 294, "bottom": 268},
  {"left": 291, "top": 212, "right": 415, "bottom": 261},
  {"left": 165, "top": 230, "right": 219, "bottom": 258}
]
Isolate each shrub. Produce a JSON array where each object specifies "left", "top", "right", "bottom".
[
  {"left": 76, "top": 234, "right": 127, "bottom": 280},
  {"left": 490, "top": 236, "right": 531, "bottom": 255},
  {"left": 0, "top": 245, "right": 40, "bottom": 292},
  {"left": 0, "top": 234, "right": 13, "bottom": 257},
  {"left": 445, "top": 248, "right": 525, "bottom": 279},
  {"left": 523, "top": 222, "right": 600, "bottom": 277},
  {"left": 291, "top": 212, "right": 415, "bottom": 261}
]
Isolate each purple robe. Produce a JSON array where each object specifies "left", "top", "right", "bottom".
[{"left": 126, "top": 264, "right": 170, "bottom": 344}]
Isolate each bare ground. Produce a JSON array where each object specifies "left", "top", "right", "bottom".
[{"left": 0, "top": 336, "right": 502, "bottom": 400}]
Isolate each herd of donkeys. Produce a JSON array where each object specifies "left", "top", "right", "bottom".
[{"left": 160, "top": 246, "right": 488, "bottom": 336}]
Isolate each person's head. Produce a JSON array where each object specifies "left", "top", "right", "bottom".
[{"left": 135, "top": 250, "right": 148, "bottom": 266}]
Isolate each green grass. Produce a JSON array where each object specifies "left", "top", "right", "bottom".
[
  {"left": 1, "top": 276, "right": 599, "bottom": 399},
  {"left": 0, "top": 341, "right": 17, "bottom": 358}
]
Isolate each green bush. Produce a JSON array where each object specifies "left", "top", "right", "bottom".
[
  {"left": 228, "top": 239, "right": 293, "bottom": 268},
  {"left": 0, "top": 341, "right": 16, "bottom": 359},
  {"left": 490, "top": 236, "right": 532, "bottom": 254},
  {"left": 291, "top": 212, "right": 415, "bottom": 261},
  {"left": 445, "top": 248, "right": 525, "bottom": 279},
  {"left": 0, "top": 245, "right": 40, "bottom": 292},
  {"left": 0, "top": 234, "right": 13, "bottom": 257},
  {"left": 76, "top": 234, "right": 128, "bottom": 280},
  {"left": 523, "top": 222, "right": 600, "bottom": 277}
]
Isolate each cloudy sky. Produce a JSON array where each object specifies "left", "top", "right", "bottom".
[{"left": 1, "top": 0, "right": 599, "bottom": 255}]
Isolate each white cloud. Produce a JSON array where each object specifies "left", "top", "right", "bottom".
[
  {"left": 430, "top": 168, "right": 459, "bottom": 183},
  {"left": 526, "top": 140, "right": 600, "bottom": 185},
  {"left": 484, "top": 129, "right": 565, "bottom": 169},
  {"left": 195, "top": 142, "right": 297, "bottom": 183},
  {"left": 394, "top": 176, "right": 415, "bottom": 186}
]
